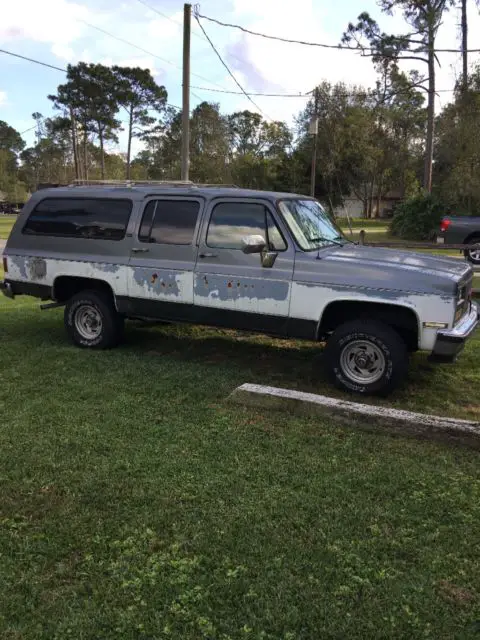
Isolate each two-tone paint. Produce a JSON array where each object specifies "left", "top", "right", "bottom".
[{"left": 2, "top": 185, "right": 475, "bottom": 354}]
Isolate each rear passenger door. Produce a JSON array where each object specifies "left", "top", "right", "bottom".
[
  {"left": 127, "top": 197, "right": 203, "bottom": 318},
  {"left": 193, "top": 198, "right": 294, "bottom": 333}
]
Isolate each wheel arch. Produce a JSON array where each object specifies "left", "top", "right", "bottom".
[
  {"left": 464, "top": 231, "right": 480, "bottom": 245},
  {"left": 317, "top": 299, "right": 421, "bottom": 351},
  {"left": 53, "top": 275, "right": 117, "bottom": 309}
]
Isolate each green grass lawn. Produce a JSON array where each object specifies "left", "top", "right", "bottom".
[
  {"left": 1, "top": 294, "right": 480, "bottom": 639},
  {"left": 0, "top": 215, "right": 16, "bottom": 240},
  {"left": 340, "top": 218, "right": 389, "bottom": 229},
  {"left": 338, "top": 218, "right": 465, "bottom": 259}
]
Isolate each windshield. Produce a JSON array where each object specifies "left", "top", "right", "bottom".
[{"left": 278, "top": 199, "right": 345, "bottom": 251}]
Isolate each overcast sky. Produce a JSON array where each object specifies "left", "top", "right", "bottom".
[{"left": 1, "top": 0, "right": 480, "bottom": 156}]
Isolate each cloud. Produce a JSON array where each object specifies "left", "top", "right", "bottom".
[
  {"left": 51, "top": 43, "right": 76, "bottom": 62},
  {"left": 218, "top": 0, "right": 480, "bottom": 123},
  {"left": 0, "top": 0, "right": 90, "bottom": 46},
  {"left": 146, "top": 14, "right": 182, "bottom": 41},
  {"left": 0, "top": 91, "right": 7, "bottom": 106},
  {"left": 218, "top": 0, "right": 376, "bottom": 123},
  {"left": 226, "top": 36, "right": 284, "bottom": 93}
]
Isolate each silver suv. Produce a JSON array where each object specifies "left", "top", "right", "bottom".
[{"left": 1, "top": 181, "right": 478, "bottom": 396}]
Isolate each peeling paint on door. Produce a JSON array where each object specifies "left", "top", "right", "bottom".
[{"left": 193, "top": 272, "right": 291, "bottom": 315}]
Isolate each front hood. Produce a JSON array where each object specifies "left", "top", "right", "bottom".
[
  {"left": 327, "top": 245, "right": 471, "bottom": 279},
  {"left": 295, "top": 244, "right": 473, "bottom": 296}
]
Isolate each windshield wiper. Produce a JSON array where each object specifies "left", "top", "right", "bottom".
[
  {"left": 335, "top": 234, "right": 354, "bottom": 244},
  {"left": 307, "top": 235, "right": 344, "bottom": 247}
]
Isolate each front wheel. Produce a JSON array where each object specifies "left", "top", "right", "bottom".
[
  {"left": 464, "top": 237, "right": 480, "bottom": 265},
  {"left": 324, "top": 320, "right": 408, "bottom": 396},
  {"left": 64, "top": 290, "right": 124, "bottom": 349}
]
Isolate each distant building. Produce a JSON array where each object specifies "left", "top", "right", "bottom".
[{"left": 332, "top": 190, "right": 402, "bottom": 219}]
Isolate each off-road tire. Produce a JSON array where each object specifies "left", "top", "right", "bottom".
[
  {"left": 64, "top": 290, "right": 124, "bottom": 349},
  {"left": 324, "top": 319, "right": 408, "bottom": 396}
]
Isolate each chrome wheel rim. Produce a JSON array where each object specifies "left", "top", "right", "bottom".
[
  {"left": 468, "top": 245, "right": 480, "bottom": 261},
  {"left": 75, "top": 305, "right": 103, "bottom": 340},
  {"left": 340, "top": 340, "right": 386, "bottom": 385}
]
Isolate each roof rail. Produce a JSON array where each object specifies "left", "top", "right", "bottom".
[
  {"left": 196, "top": 183, "right": 239, "bottom": 188},
  {"left": 68, "top": 179, "right": 194, "bottom": 187},
  {"left": 67, "top": 179, "right": 240, "bottom": 189}
]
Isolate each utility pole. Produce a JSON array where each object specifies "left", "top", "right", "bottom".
[
  {"left": 309, "top": 87, "right": 319, "bottom": 197},
  {"left": 181, "top": 3, "right": 191, "bottom": 181},
  {"left": 461, "top": 0, "right": 468, "bottom": 89}
]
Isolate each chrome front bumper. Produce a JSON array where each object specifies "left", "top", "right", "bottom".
[{"left": 430, "top": 301, "right": 479, "bottom": 362}]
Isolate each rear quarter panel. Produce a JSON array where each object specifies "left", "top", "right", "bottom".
[{"left": 4, "top": 191, "right": 141, "bottom": 298}]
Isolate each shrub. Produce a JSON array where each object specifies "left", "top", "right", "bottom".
[{"left": 390, "top": 193, "right": 448, "bottom": 241}]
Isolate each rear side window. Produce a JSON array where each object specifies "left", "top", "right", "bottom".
[
  {"left": 139, "top": 200, "right": 200, "bottom": 245},
  {"left": 207, "top": 202, "right": 287, "bottom": 250},
  {"left": 23, "top": 198, "right": 132, "bottom": 241}
]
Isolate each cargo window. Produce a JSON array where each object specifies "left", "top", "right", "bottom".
[
  {"left": 23, "top": 198, "right": 132, "bottom": 241},
  {"left": 139, "top": 200, "right": 200, "bottom": 245},
  {"left": 207, "top": 202, "right": 287, "bottom": 250}
]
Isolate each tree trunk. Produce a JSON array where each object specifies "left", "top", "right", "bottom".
[
  {"left": 368, "top": 179, "right": 375, "bottom": 218},
  {"left": 362, "top": 184, "right": 368, "bottom": 217},
  {"left": 70, "top": 107, "right": 80, "bottom": 181},
  {"left": 126, "top": 106, "right": 133, "bottom": 180},
  {"left": 423, "top": 33, "right": 435, "bottom": 193},
  {"left": 83, "top": 128, "right": 88, "bottom": 180},
  {"left": 461, "top": 0, "right": 468, "bottom": 89},
  {"left": 98, "top": 125, "right": 105, "bottom": 180},
  {"left": 362, "top": 199, "right": 368, "bottom": 217}
]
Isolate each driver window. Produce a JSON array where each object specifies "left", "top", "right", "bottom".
[{"left": 207, "top": 202, "right": 286, "bottom": 250}]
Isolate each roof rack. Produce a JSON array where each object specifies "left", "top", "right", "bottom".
[
  {"left": 68, "top": 179, "right": 239, "bottom": 189},
  {"left": 197, "top": 183, "right": 239, "bottom": 188},
  {"left": 69, "top": 179, "right": 194, "bottom": 187}
]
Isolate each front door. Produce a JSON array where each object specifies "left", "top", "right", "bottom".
[
  {"left": 127, "top": 197, "right": 203, "bottom": 319},
  {"left": 193, "top": 198, "right": 294, "bottom": 334}
]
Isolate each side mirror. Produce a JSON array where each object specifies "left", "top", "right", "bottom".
[{"left": 241, "top": 234, "right": 266, "bottom": 254}]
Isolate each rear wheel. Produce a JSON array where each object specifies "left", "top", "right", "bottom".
[
  {"left": 64, "top": 290, "right": 124, "bottom": 349},
  {"left": 464, "top": 236, "right": 480, "bottom": 265},
  {"left": 324, "top": 319, "right": 408, "bottom": 396}
]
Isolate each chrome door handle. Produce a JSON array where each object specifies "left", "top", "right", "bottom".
[
  {"left": 131, "top": 247, "right": 150, "bottom": 253},
  {"left": 199, "top": 252, "right": 218, "bottom": 258}
]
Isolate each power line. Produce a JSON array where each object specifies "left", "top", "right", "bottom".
[
  {"left": 191, "top": 84, "right": 464, "bottom": 96},
  {"left": 194, "top": 14, "right": 273, "bottom": 121},
  {"left": 77, "top": 18, "right": 223, "bottom": 89},
  {"left": 0, "top": 47, "right": 183, "bottom": 113},
  {"left": 0, "top": 48, "right": 65, "bottom": 72},
  {"left": 133, "top": 0, "right": 249, "bottom": 67},
  {"left": 0, "top": 45, "right": 468, "bottom": 109},
  {"left": 83, "top": 9, "right": 247, "bottom": 94},
  {"left": 191, "top": 91, "right": 204, "bottom": 102},
  {"left": 77, "top": 19, "right": 230, "bottom": 91},
  {"left": 192, "top": 85, "right": 311, "bottom": 97},
  {"left": 134, "top": 0, "right": 204, "bottom": 40},
  {"left": 19, "top": 123, "right": 41, "bottom": 136},
  {"left": 78, "top": 19, "right": 182, "bottom": 70},
  {"left": 194, "top": 10, "right": 480, "bottom": 54}
]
